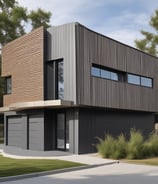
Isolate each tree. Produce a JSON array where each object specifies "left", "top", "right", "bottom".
[
  {"left": 0, "top": 0, "right": 52, "bottom": 108},
  {"left": 28, "top": 8, "right": 51, "bottom": 30},
  {"left": 135, "top": 9, "right": 158, "bottom": 56},
  {"left": 0, "top": 0, "right": 52, "bottom": 49}
]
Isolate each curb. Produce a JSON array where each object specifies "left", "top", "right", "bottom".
[{"left": 0, "top": 161, "right": 117, "bottom": 183}]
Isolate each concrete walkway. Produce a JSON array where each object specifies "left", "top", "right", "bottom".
[{"left": 0, "top": 144, "right": 116, "bottom": 165}]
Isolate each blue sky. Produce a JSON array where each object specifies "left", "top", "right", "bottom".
[{"left": 18, "top": 0, "right": 158, "bottom": 47}]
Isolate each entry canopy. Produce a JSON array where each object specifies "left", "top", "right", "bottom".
[{"left": 0, "top": 100, "right": 74, "bottom": 113}]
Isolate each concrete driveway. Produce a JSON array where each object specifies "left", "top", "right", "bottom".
[{"left": 2, "top": 162, "right": 158, "bottom": 184}]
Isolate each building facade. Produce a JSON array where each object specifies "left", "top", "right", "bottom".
[{"left": 1, "top": 23, "right": 158, "bottom": 154}]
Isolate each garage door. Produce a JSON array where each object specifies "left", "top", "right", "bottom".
[
  {"left": 7, "top": 116, "right": 23, "bottom": 147},
  {"left": 29, "top": 114, "right": 44, "bottom": 150}
]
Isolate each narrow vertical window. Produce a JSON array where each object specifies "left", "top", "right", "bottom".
[
  {"left": 58, "top": 61, "right": 64, "bottom": 99},
  {"left": 5, "top": 76, "right": 12, "bottom": 94}
]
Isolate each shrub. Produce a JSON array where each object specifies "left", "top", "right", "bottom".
[
  {"left": 97, "top": 129, "right": 158, "bottom": 160},
  {"left": 146, "top": 133, "right": 158, "bottom": 157},
  {"left": 113, "top": 134, "right": 127, "bottom": 159},
  {"left": 97, "top": 135, "right": 116, "bottom": 158},
  {"left": 127, "top": 129, "right": 145, "bottom": 159}
]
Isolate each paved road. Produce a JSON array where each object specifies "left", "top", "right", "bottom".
[{"left": 2, "top": 162, "right": 158, "bottom": 184}]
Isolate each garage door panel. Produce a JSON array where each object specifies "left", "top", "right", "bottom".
[
  {"left": 29, "top": 114, "right": 44, "bottom": 151},
  {"left": 7, "top": 116, "right": 26, "bottom": 148}
]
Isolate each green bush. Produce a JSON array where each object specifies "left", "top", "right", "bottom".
[
  {"left": 97, "top": 135, "right": 116, "bottom": 158},
  {"left": 113, "top": 134, "right": 127, "bottom": 159},
  {"left": 127, "top": 129, "right": 145, "bottom": 159},
  {"left": 97, "top": 129, "right": 158, "bottom": 160},
  {"left": 145, "top": 133, "right": 158, "bottom": 157}
]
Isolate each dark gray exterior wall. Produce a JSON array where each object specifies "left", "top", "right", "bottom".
[
  {"left": 75, "top": 23, "right": 158, "bottom": 112},
  {"left": 78, "top": 108, "right": 155, "bottom": 154}
]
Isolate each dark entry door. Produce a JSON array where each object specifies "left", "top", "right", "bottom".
[{"left": 56, "top": 113, "right": 66, "bottom": 150}]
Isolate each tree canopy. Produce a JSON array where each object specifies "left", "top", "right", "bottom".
[
  {"left": 0, "top": 0, "right": 52, "bottom": 48},
  {"left": 135, "top": 9, "right": 158, "bottom": 56}
]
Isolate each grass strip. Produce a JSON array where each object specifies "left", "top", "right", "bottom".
[{"left": 0, "top": 155, "right": 84, "bottom": 177}]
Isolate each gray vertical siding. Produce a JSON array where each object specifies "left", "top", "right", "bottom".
[
  {"left": 76, "top": 23, "right": 158, "bottom": 112},
  {"left": 46, "top": 23, "right": 76, "bottom": 103},
  {"left": 66, "top": 109, "right": 79, "bottom": 154}
]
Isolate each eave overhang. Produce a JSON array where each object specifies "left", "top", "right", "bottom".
[{"left": 0, "top": 100, "right": 74, "bottom": 113}]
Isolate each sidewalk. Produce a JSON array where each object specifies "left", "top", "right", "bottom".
[{"left": 0, "top": 144, "right": 116, "bottom": 165}]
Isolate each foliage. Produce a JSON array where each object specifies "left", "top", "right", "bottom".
[
  {"left": 28, "top": 8, "right": 51, "bottom": 30},
  {"left": 145, "top": 133, "right": 158, "bottom": 157},
  {"left": 113, "top": 134, "right": 127, "bottom": 159},
  {"left": 0, "top": 155, "right": 84, "bottom": 177},
  {"left": 97, "top": 135, "right": 116, "bottom": 158},
  {"left": 97, "top": 129, "right": 158, "bottom": 160},
  {"left": 0, "top": 0, "right": 52, "bottom": 47},
  {"left": 135, "top": 9, "right": 158, "bottom": 56},
  {"left": 127, "top": 129, "right": 145, "bottom": 159}
]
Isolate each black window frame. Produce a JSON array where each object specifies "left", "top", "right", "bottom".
[{"left": 5, "top": 76, "right": 12, "bottom": 94}]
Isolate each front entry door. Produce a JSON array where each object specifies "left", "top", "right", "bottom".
[{"left": 56, "top": 113, "right": 66, "bottom": 150}]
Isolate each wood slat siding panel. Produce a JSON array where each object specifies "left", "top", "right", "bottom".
[
  {"left": 2, "top": 27, "right": 44, "bottom": 106},
  {"left": 76, "top": 23, "right": 158, "bottom": 112},
  {"left": 47, "top": 23, "right": 76, "bottom": 103}
]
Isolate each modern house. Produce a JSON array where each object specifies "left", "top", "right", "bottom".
[{"left": 0, "top": 22, "right": 158, "bottom": 154}]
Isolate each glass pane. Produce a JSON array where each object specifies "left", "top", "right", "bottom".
[
  {"left": 58, "top": 61, "right": 64, "bottom": 99},
  {"left": 57, "top": 113, "right": 65, "bottom": 149},
  {"left": 141, "top": 77, "right": 152, "bottom": 87},
  {"left": 6, "top": 77, "right": 12, "bottom": 94},
  {"left": 91, "top": 66, "right": 100, "bottom": 77},
  {"left": 101, "top": 69, "right": 110, "bottom": 79},
  {"left": 111, "top": 72, "right": 118, "bottom": 81},
  {"left": 128, "top": 74, "right": 140, "bottom": 85}
]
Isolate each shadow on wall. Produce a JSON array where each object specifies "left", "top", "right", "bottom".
[{"left": 0, "top": 124, "right": 4, "bottom": 138}]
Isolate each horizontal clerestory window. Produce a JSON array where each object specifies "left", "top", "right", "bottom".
[
  {"left": 127, "top": 73, "right": 153, "bottom": 88},
  {"left": 91, "top": 65, "right": 119, "bottom": 81},
  {"left": 91, "top": 64, "right": 153, "bottom": 88}
]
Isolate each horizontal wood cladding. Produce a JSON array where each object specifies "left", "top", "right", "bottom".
[
  {"left": 76, "top": 24, "right": 158, "bottom": 112},
  {"left": 2, "top": 27, "right": 44, "bottom": 106}
]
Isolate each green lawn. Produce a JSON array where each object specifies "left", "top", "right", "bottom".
[
  {"left": 123, "top": 157, "right": 158, "bottom": 166},
  {"left": 0, "top": 155, "right": 84, "bottom": 178}
]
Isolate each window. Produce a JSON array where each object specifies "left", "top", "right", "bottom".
[
  {"left": 127, "top": 74, "right": 140, "bottom": 85},
  {"left": 58, "top": 61, "right": 64, "bottom": 99},
  {"left": 141, "top": 77, "right": 152, "bottom": 88},
  {"left": 5, "top": 76, "right": 12, "bottom": 94},
  {"left": 91, "top": 64, "right": 153, "bottom": 88},
  {"left": 101, "top": 69, "right": 110, "bottom": 79},
  {"left": 91, "top": 65, "right": 119, "bottom": 81},
  {"left": 111, "top": 72, "right": 118, "bottom": 81},
  {"left": 91, "top": 66, "right": 100, "bottom": 77}
]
